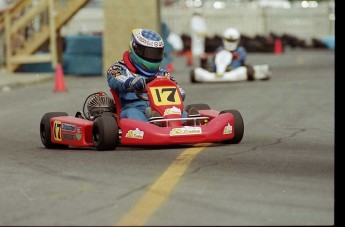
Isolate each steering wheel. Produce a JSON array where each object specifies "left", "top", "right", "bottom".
[{"left": 135, "top": 76, "right": 156, "bottom": 101}]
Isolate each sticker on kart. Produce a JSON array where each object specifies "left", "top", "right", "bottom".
[
  {"left": 164, "top": 106, "right": 181, "bottom": 116},
  {"left": 53, "top": 121, "right": 78, "bottom": 141},
  {"left": 125, "top": 128, "right": 144, "bottom": 139},
  {"left": 223, "top": 123, "right": 233, "bottom": 134},
  {"left": 170, "top": 126, "right": 202, "bottom": 136}
]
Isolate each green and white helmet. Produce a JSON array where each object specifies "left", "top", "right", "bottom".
[{"left": 129, "top": 29, "right": 164, "bottom": 76}]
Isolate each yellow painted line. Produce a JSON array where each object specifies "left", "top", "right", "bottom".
[{"left": 115, "top": 143, "right": 211, "bottom": 226}]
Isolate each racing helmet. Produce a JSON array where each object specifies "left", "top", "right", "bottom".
[
  {"left": 129, "top": 29, "right": 164, "bottom": 76},
  {"left": 223, "top": 28, "right": 240, "bottom": 51}
]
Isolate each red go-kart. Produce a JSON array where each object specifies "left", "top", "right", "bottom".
[{"left": 40, "top": 76, "right": 244, "bottom": 151}]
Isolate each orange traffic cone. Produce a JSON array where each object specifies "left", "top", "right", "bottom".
[
  {"left": 186, "top": 50, "right": 193, "bottom": 66},
  {"left": 54, "top": 63, "right": 67, "bottom": 92},
  {"left": 274, "top": 38, "right": 283, "bottom": 55}
]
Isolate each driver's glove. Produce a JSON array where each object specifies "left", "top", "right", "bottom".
[
  {"left": 231, "top": 51, "right": 240, "bottom": 59},
  {"left": 124, "top": 77, "right": 146, "bottom": 92}
]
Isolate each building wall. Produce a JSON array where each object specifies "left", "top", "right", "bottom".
[{"left": 103, "top": 0, "right": 160, "bottom": 74}]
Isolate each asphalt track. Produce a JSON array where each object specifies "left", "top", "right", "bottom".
[{"left": 0, "top": 49, "right": 335, "bottom": 226}]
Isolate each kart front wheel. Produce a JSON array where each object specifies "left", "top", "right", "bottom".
[
  {"left": 190, "top": 69, "right": 199, "bottom": 83},
  {"left": 92, "top": 115, "right": 119, "bottom": 151},
  {"left": 220, "top": 110, "right": 244, "bottom": 144},
  {"left": 40, "top": 112, "right": 69, "bottom": 149}
]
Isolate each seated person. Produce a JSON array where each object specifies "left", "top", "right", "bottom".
[{"left": 106, "top": 28, "right": 197, "bottom": 122}]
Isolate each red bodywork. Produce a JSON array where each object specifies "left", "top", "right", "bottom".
[
  {"left": 119, "top": 113, "right": 234, "bottom": 145},
  {"left": 50, "top": 116, "right": 94, "bottom": 147},
  {"left": 50, "top": 77, "right": 236, "bottom": 147}
]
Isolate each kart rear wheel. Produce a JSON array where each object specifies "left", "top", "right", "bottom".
[
  {"left": 220, "top": 110, "right": 244, "bottom": 144},
  {"left": 190, "top": 69, "right": 199, "bottom": 83},
  {"left": 185, "top": 103, "right": 211, "bottom": 111},
  {"left": 40, "top": 112, "right": 69, "bottom": 149},
  {"left": 92, "top": 115, "right": 119, "bottom": 151}
]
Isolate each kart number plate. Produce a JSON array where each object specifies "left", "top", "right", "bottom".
[
  {"left": 53, "top": 120, "right": 62, "bottom": 141},
  {"left": 149, "top": 86, "right": 181, "bottom": 106}
]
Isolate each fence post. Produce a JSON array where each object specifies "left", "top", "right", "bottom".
[
  {"left": 4, "top": 9, "right": 12, "bottom": 72},
  {"left": 49, "top": 0, "right": 58, "bottom": 68}
]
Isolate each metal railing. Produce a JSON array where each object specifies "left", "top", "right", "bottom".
[{"left": 0, "top": 0, "right": 89, "bottom": 72}]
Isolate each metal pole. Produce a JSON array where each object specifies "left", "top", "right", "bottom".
[
  {"left": 4, "top": 9, "right": 12, "bottom": 72},
  {"left": 48, "top": 0, "right": 57, "bottom": 68}
]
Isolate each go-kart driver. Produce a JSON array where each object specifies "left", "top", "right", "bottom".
[
  {"left": 107, "top": 28, "right": 194, "bottom": 122},
  {"left": 220, "top": 27, "right": 246, "bottom": 69},
  {"left": 210, "top": 27, "right": 271, "bottom": 81}
]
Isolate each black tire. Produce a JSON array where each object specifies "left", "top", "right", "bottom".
[
  {"left": 101, "top": 112, "right": 115, "bottom": 117},
  {"left": 220, "top": 110, "right": 244, "bottom": 144},
  {"left": 245, "top": 64, "right": 255, "bottom": 81},
  {"left": 40, "top": 112, "right": 69, "bottom": 149},
  {"left": 190, "top": 69, "right": 199, "bottom": 83},
  {"left": 185, "top": 103, "right": 211, "bottom": 112},
  {"left": 92, "top": 115, "right": 119, "bottom": 151}
]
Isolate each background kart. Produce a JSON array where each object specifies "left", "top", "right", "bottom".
[
  {"left": 190, "top": 50, "right": 271, "bottom": 83},
  {"left": 40, "top": 76, "right": 244, "bottom": 151}
]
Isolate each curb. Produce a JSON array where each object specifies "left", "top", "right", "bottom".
[{"left": 0, "top": 75, "right": 55, "bottom": 92}]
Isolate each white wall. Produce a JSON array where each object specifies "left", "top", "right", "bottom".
[
  {"left": 61, "top": 0, "right": 335, "bottom": 42},
  {"left": 161, "top": 1, "right": 335, "bottom": 41}
]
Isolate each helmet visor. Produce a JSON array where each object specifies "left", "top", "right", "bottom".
[
  {"left": 224, "top": 37, "right": 238, "bottom": 42},
  {"left": 223, "top": 40, "right": 239, "bottom": 51},
  {"left": 132, "top": 40, "right": 164, "bottom": 63}
]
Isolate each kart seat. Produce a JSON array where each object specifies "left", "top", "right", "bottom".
[{"left": 110, "top": 88, "right": 122, "bottom": 126}]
